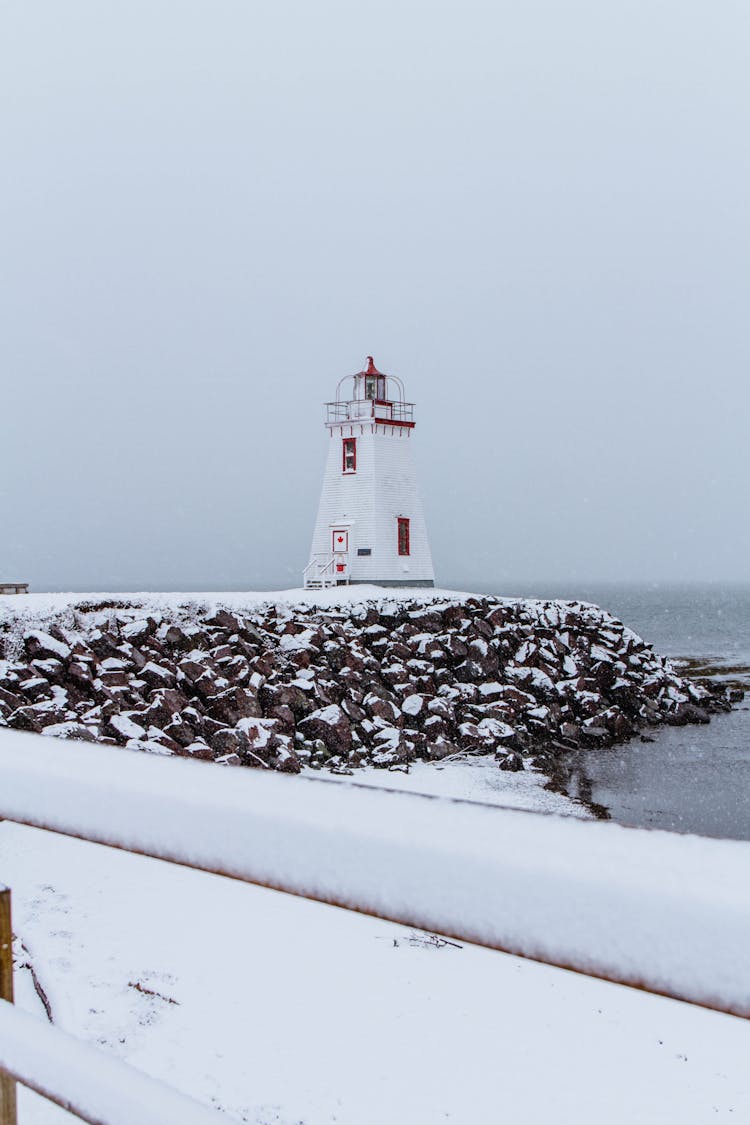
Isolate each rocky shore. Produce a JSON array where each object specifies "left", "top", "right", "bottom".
[{"left": 0, "top": 592, "right": 737, "bottom": 775}]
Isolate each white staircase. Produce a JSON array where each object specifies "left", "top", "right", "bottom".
[{"left": 303, "top": 553, "right": 344, "bottom": 589}]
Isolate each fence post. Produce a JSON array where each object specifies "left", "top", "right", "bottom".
[{"left": 0, "top": 887, "right": 17, "bottom": 1125}]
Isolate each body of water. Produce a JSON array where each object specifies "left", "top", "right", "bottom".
[{"left": 480, "top": 582, "right": 750, "bottom": 840}]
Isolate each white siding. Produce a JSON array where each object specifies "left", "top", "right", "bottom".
[{"left": 307, "top": 422, "right": 435, "bottom": 586}]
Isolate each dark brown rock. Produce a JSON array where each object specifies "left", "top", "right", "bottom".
[
  {"left": 8, "top": 706, "right": 44, "bottom": 733},
  {"left": 208, "top": 686, "right": 262, "bottom": 726},
  {"left": 298, "top": 705, "right": 352, "bottom": 755}
]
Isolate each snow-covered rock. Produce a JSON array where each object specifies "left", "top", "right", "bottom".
[{"left": 0, "top": 590, "right": 733, "bottom": 777}]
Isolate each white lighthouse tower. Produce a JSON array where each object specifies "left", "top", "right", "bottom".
[{"left": 304, "top": 357, "right": 435, "bottom": 589}]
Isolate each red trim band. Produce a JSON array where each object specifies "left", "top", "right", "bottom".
[{"left": 374, "top": 418, "right": 415, "bottom": 429}]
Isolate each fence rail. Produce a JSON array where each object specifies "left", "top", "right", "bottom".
[
  {"left": 0, "top": 726, "right": 749, "bottom": 1122},
  {"left": 0, "top": 998, "right": 234, "bottom": 1125}
]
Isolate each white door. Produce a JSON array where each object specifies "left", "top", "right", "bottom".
[{"left": 331, "top": 529, "right": 349, "bottom": 579}]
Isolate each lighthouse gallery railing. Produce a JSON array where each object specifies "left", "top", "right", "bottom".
[
  {"left": 325, "top": 399, "right": 414, "bottom": 424},
  {"left": 0, "top": 729, "right": 748, "bottom": 1124}
]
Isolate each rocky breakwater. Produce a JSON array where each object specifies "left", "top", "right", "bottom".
[{"left": 0, "top": 595, "right": 736, "bottom": 775}]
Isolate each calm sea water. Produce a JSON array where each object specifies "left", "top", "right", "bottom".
[{"left": 478, "top": 582, "right": 750, "bottom": 840}]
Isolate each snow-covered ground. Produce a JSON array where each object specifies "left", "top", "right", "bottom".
[
  {"left": 0, "top": 586, "right": 475, "bottom": 628},
  {"left": 3, "top": 816, "right": 748, "bottom": 1125},
  {"left": 349, "top": 756, "right": 587, "bottom": 816}
]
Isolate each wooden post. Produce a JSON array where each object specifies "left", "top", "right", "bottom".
[{"left": 0, "top": 888, "right": 17, "bottom": 1125}]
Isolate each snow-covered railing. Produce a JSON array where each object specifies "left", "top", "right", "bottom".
[
  {"left": 1, "top": 729, "right": 749, "bottom": 1017},
  {"left": 0, "top": 729, "right": 749, "bottom": 1122},
  {"left": 0, "top": 999, "right": 235, "bottom": 1125}
]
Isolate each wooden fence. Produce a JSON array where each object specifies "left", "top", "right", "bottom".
[{"left": 0, "top": 727, "right": 748, "bottom": 1123}]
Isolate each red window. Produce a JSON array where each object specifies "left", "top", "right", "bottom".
[
  {"left": 397, "top": 517, "right": 410, "bottom": 556},
  {"left": 342, "top": 437, "right": 357, "bottom": 473}
]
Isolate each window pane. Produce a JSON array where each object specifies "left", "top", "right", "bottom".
[
  {"left": 398, "top": 518, "right": 410, "bottom": 555},
  {"left": 343, "top": 438, "right": 356, "bottom": 472}
]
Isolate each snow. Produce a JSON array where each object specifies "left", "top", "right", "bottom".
[
  {"left": 308, "top": 704, "right": 343, "bottom": 726},
  {"left": 28, "top": 660, "right": 60, "bottom": 676},
  {"left": 235, "top": 717, "right": 275, "bottom": 747},
  {"left": 372, "top": 725, "right": 400, "bottom": 751},
  {"left": 476, "top": 716, "right": 515, "bottom": 740},
  {"left": 42, "top": 722, "right": 90, "bottom": 740},
  {"left": 528, "top": 667, "right": 556, "bottom": 691},
  {"left": 0, "top": 587, "right": 476, "bottom": 632},
  {"left": 140, "top": 662, "right": 173, "bottom": 681},
  {"left": 1, "top": 728, "right": 749, "bottom": 1018},
  {"left": 121, "top": 620, "right": 150, "bottom": 639},
  {"left": 18, "top": 677, "right": 47, "bottom": 692},
  {"left": 0, "top": 587, "right": 635, "bottom": 668},
  {"left": 278, "top": 629, "right": 316, "bottom": 652},
  {"left": 108, "top": 714, "right": 147, "bottom": 741},
  {"left": 400, "top": 693, "right": 424, "bottom": 716},
  {"left": 0, "top": 999, "right": 232, "bottom": 1125},
  {"left": 25, "top": 631, "right": 71, "bottom": 660},
  {"left": 3, "top": 818, "right": 750, "bottom": 1125},
  {"left": 348, "top": 757, "right": 584, "bottom": 815}
]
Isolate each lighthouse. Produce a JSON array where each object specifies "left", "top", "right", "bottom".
[{"left": 304, "top": 357, "right": 435, "bottom": 589}]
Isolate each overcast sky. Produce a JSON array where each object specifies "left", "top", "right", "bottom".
[{"left": 1, "top": 1, "right": 747, "bottom": 592}]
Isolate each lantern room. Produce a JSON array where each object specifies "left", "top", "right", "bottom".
[
  {"left": 362, "top": 355, "right": 386, "bottom": 401},
  {"left": 325, "top": 356, "right": 415, "bottom": 428}
]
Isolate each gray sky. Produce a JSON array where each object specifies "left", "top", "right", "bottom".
[{"left": 1, "top": 1, "right": 748, "bottom": 592}]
